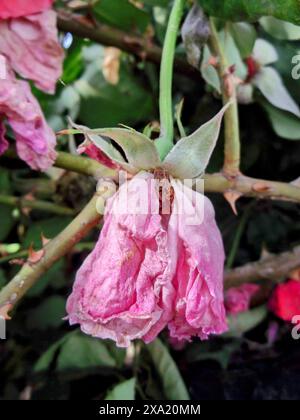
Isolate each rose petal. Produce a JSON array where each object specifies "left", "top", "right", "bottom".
[{"left": 0, "top": 11, "right": 64, "bottom": 93}]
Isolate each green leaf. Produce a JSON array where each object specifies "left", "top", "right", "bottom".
[
  {"left": 105, "top": 378, "right": 136, "bottom": 400},
  {"left": 26, "top": 296, "right": 65, "bottom": 330},
  {"left": 28, "top": 261, "right": 65, "bottom": 297},
  {"left": 34, "top": 334, "right": 71, "bottom": 372},
  {"left": 0, "top": 168, "right": 15, "bottom": 241},
  {"left": 90, "top": 128, "right": 160, "bottom": 171},
  {"left": 71, "top": 124, "right": 161, "bottom": 172},
  {"left": 226, "top": 306, "right": 268, "bottom": 337},
  {"left": 75, "top": 46, "right": 154, "bottom": 128},
  {"left": 260, "top": 16, "right": 300, "bottom": 40},
  {"left": 57, "top": 332, "right": 117, "bottom": 371},
  {"left": 199, "top": 0, "right": 300, "bottom": 26},
  {"left": 163, "top": 102, "right": 230, "bottom": 179},
  {"left": 254, "top": 67, "right": 300, "bottom": 117},
  {"left": 261, "top": 100, "right": 300, "bottom": 140},
  {"left": 147, "top": 338, "right": 190, "bottom": 400},
  {"left": 93, "top": 0, "right": 150, "bottom": 33},
  {"left": 230, "top": 22, "right": 256, "bottom": 58},
  {"left": 201, "top": 45, "right": 221, "bottom": 93}
]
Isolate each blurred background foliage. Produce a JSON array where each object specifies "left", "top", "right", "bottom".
[{"left": 0, "top": 0, "right": 300, "bottom": 400}]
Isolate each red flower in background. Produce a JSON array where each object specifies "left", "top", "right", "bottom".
[
  {"left": 269, "top": 279, "right": 300, "bottom": 322},
  {"left": 0, "top": 0, "right": 53, "bottom": 19}
]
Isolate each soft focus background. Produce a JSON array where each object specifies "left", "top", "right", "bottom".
[{"left": 0, "top": 0, "right": 300, "bottom": 400}]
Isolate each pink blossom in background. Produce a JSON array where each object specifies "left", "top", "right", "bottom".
[
  {"left": 0, "top": 67, "right": 57, "bottom": 170},
  {"left": 67, "top": 172, "right": 227, "bottom": 347},
  {"left": 225, "top": 283, "right": 260, "bottom": 315},
  {"left": 0, "top": 0, "right": 54, "bottom": 20},
  {"left": 0, "top": 10, "right": 64, "bottom": 94}
]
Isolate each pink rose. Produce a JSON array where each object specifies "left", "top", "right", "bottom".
[
  {"left": 225, "top": 283, "right": 260, "bottom": 315},
  {"left": 0, "top": 10, "right": 64, "bottom": 94},
  {"left": 0, "top": 66, "right": 57, "bottom": 170},
  {"left": 67, "top": 172, "right": 227, "bottom": 347},
  {"left": 0, "top": 0, "right": 54, "bottom": 20}
]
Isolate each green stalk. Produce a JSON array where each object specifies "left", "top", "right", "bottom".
[{"left": 155, "top": 0, "right": 185, "bottom": 160}]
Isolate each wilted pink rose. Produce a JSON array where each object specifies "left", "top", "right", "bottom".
[
  {"left": 0, "top": 0, "right": 54, "bottom": 19},
  {"left": 225, "top": 283, "right": 260, "bottom": 315},
  {"left": 67, "top": 172, "right": 227, "bottom": 347},
  {"left": 0, "top": 66, "right": 56, "bottom": 170},
  {"left": 0, "top": 10, "right": 64, "bottom": 93},
  {"left": 167, "top": 180, "right": 227, "bottom": 341}
]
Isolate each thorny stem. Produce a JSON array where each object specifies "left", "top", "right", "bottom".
[
  {"left": 5, "top": 150, "right": 300, "bottom": 203},
  {"left": 155, "top": 0, "right": 185, "bottom": 160},
  {"left": 209, "top": 18, "right": 241, "bottom": 176},
  {"left": 0, "top": 194, "right": 75, "bottom": 216},
  {"left": 57, "top": 12, "right": 199, "bottom": 80},
  {"left": 0, "top": 242, "right": 95, "bottom": 265},
  {"left": 55, "top": 151, "right": 116, "bottom": 179},
  {"left": 224, "top": 245, "right": 300, "bottom": 288}
]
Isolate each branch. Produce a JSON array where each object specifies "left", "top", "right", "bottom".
[
  {"left": 224, "top": 245, "right": 300, "bottom": 288},
  {"left": 0, "top": 194, "right": 101, "bottom": 311},
  {"left": 0, "top": 242, "right": 95, "bottom": 265},
  {"left": 57, "top": 12, "right": 199, "bottom": 80},
  {"left": 54, "top": 152, "right": 300, "bottom": 204},
  {"left": 202, "top": 173, "right": 300, "bottom": 203},
  {"left": 55, "top": 151, "right": 116, "bottom": 179},
  {"left": 0, "top": 194, "right": 75, "bottom": 216},
  {"left": 209, "top": 19, "right": 241, "bottom": 176},
  {"left": 4, "top": 151, "right": 300, "bottom": 203}
]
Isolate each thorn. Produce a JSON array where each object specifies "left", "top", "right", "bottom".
[
  {"left": 28, "top": 244, "right": 45, "bottom": 265},
  {"left": 0, "top": 303, "right": 12, "bottom": 320},
  {"left": 260, "top": 246, "right": 273, "bottom": 260},
  {"left": 41, "top": 234, "right": 50, "bottom": 247},
  {"left": 224, "top": 191, "right": 242, "bottom": 215}
]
